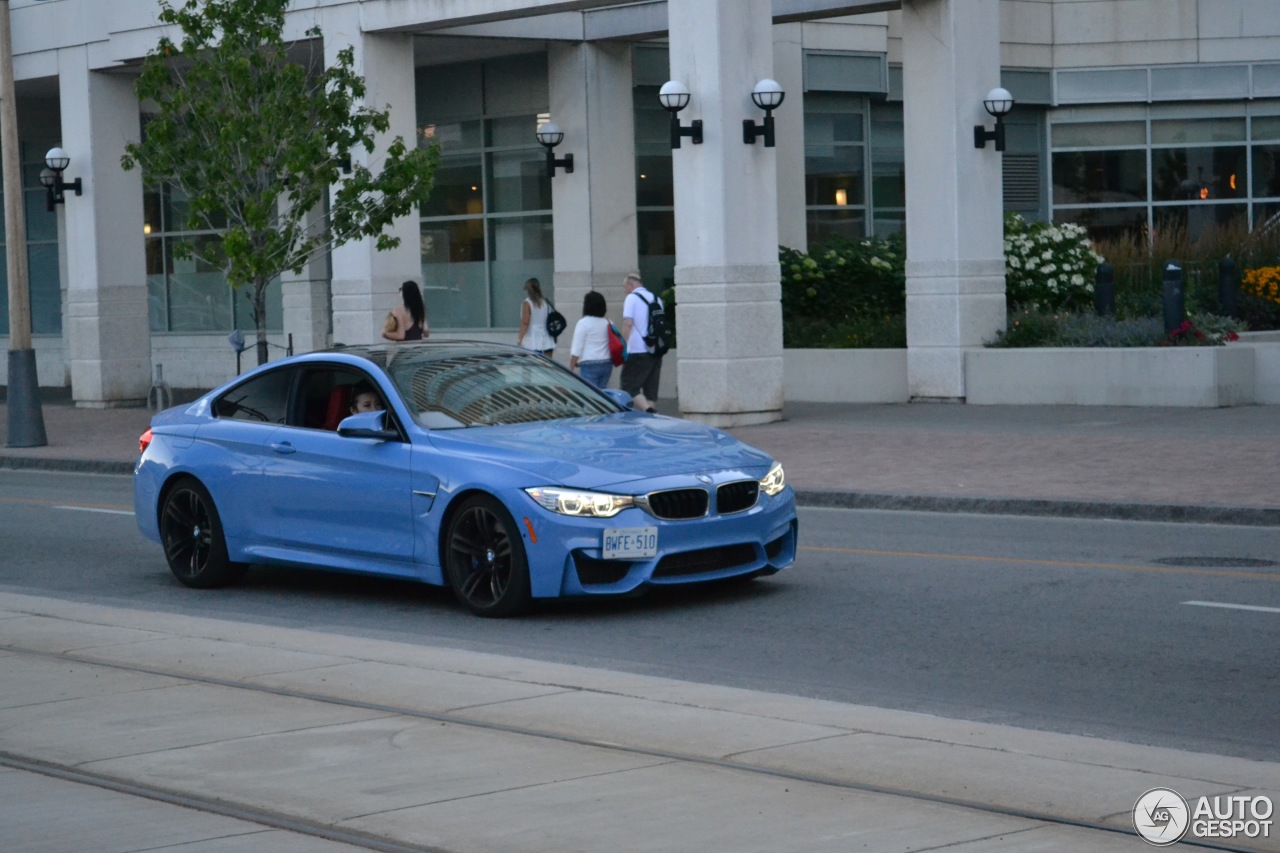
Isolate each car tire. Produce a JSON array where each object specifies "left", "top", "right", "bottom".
[
  {"left": 444, "top": 494, "right": 532, "bottom": 617},
  {"left": 159, "top": 478, "right": 247, "bottom": 589}
]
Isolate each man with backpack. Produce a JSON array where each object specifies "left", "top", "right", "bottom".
[{"left": 619, "top": 272, "right": 669, "bottom": 413}]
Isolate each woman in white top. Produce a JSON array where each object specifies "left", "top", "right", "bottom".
[
  {"left": 517, "top": 277, "right": 556, "bottom": 356},
  {"left": 569, "top": 290, "right": 614, "bottom": 390}
]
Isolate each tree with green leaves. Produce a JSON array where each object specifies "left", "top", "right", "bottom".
[{"left": 122, "top": 0, "right": 438, "bottom": 365}]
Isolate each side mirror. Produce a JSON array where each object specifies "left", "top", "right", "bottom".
[
  {"left": 337, "top": 410, "right": 399, "bottom": 440},
  {"left": 601, "top": 388, "right": 633, "bottom": 409}
]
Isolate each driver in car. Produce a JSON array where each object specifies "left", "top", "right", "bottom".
[{"left": 348, "top": 382, "right": 385, "bottom": 415}]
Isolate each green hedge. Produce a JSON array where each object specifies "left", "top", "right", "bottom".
[{"left": 779, "top": 236, "right": 906, "bottom": 348}]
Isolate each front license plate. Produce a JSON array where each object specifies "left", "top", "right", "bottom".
[{"left": 602, "top": 526, "right": 658, "bottom": 560}]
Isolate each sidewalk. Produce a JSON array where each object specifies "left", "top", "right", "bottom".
[
  {"left": 3, "top": 592, "right": 1278, "bottom": 852},
  {"left": 3, "top": 393, "right": 1279, "bottom": 523}
]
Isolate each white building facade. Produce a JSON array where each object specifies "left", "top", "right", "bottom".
[{"left": 2, "top": 0, "right": 1279, "bottom": 419}]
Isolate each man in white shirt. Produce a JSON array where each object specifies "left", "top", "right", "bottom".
[{"left": 619, "top": 272, "right": 663, "bottom": 413}]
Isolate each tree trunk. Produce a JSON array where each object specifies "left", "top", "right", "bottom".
[{"left": 254, "top": 279, "right": 270, "bottom": 365}]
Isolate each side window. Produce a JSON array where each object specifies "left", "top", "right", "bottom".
[
  {"left": 296, "top": 366, "right": 390, "bottom": 431},
  {"left": 214, "top": 368, "right": 295, "bottom": 423}
]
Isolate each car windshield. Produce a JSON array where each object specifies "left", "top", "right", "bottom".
[{"left": 384, "top": 347, "right": 624, "bottom": 428}]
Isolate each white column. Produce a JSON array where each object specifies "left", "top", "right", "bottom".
[
  {"left": 669, "top": 0, "right": 784, "bottom": 427},
  {"left": 773, "top": 23, "right": 807, "bottom": 253},
  {"left": 281, "top": 202, "right": 330, "bottom": 355},
  {"left": 548, "top": 42, "right": 637, "bottom": 353},
  {"left": 322, "top": 7, "right": 420, "bottom": 347},
  {"left": 901, "top": 0, "right": 1006, "bottom": 400},
  {"left": 59, "top": 52, "right": 151, "bottom": 407}
]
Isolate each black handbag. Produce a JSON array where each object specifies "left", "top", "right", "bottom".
[{"left": 545, "top": 301, "right": 567, "bottom": 340}]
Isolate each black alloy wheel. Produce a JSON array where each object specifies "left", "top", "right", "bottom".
[
  {"left": 159, "top": 479, "right": 245, "bottom": 589},
  {"left": 444, "top": 495, "right": 532, "bottom": 617}
]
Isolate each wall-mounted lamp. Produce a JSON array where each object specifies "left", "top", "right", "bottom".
[
  {"left": 659, "top": 80, "right": 702, "bottom": 149},
  {"left": 39, "top": 147, "right": 81, "bottom": 212},
  {"left": 743, "top": 79, "right": 785, "bottom": 147},
  {"left": 973, "top": 87, "right": 1014, "bottom": 152},
  {"left": 535, "top": 121, "right": 574, "bottom": 177}
]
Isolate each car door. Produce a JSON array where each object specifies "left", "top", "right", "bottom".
[
  {"left": 196, "top": 366, "right": 299, "bottom": 544},
  {"left": 255, "top": 366, "right": 417, "bottom": 574}
]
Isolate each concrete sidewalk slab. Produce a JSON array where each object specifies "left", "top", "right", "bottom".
[
  {"left": 2, "top": 592, "right": 1276, "bottom": 852},
  {"left": 1, "top": 766, "right": 370, "bottom": 853}
]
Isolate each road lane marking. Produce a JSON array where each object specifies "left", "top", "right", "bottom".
[
  {"left": 1183, "top": 600, "right": 1280, "bottom": 614},
  {"left": 800, "top": 545, "right": 1280, "bottom": 582},
  {"left": 54, "top": 505, "right": 135, "bottom": 516},
  {"left": 0, "top": 495, "right": 132, "bottom": 512}
]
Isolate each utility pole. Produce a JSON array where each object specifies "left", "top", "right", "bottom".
[{"left": 1, "top": 0, "right": 46, "bottom": 447}]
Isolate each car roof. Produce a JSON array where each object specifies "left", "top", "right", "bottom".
[{"left": 295, "top": 340, "right": 532, "bottom": 370}]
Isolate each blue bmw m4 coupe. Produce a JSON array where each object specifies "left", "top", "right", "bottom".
[{"left": 135, "top": 342, "right": 797, "bottom": 616}]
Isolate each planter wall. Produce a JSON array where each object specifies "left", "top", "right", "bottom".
[
  {"left": 965, "top": 346, "right": 1256, "bottom": 407},
  {"left": 4, "top": 335, "right": 1276, "bottom": 408},
  {"left": 783, "top": 348, "right": 909, "bottom": 403},
  {"left": 650, "top": 348, "right": 909, "bottom": 404},
  {"left": 1248, "top": 344, "right": 1280, "bottom": 404}
]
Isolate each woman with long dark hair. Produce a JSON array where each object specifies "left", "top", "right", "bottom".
[{"left": 383, "top": 280, "right": 428, "bottom": 341}]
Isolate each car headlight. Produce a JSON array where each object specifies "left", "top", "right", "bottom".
[
  {"left": 759, "top": 462, "right": 786, "bottom": 496},
  {"left": 525, "top": 487, "right": 635, "bottom": 518}
]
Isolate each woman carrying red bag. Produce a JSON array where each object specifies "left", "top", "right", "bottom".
[{"left": 569, "top": 290, "right": 618, "bottom": 390}]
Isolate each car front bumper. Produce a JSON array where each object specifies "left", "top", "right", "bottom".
[{"left": 512, "top": 488, "right": 798, "bottom": 598}]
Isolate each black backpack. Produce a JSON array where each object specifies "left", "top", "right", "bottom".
[
  {"left": 544, "top": 301, "right": 567, "bottom": 340},
  {"left": 638, "top": 292, "right": 670, "bottom": 356}
]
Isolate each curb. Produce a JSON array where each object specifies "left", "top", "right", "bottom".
[
  {"left": 0, "top": 456, "right": 134, "bottom": 476},
  {"left": 3, "top": 456, "right": 1277, "bottom": 526},
  {"left": 795, "top": 489, "right": 1280, "bottom": 526}
]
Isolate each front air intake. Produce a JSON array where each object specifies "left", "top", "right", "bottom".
[
  {"left": 644, "top": 488, "right": 708, "bottom": 520},
  {"left": 716, "top": 480, "right": 759, "bottom": 514}
]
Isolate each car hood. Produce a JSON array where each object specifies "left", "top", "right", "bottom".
[{"left": 422, "top": 413, "right": 774, "bottom": 489}]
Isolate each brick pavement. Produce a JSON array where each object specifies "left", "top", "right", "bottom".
[{"left": 3, "top": 394, "right": 1278, "bottom": 522}]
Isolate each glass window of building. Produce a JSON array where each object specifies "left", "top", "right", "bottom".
[
  {"left": 1051, "top": 106, "right": 1280, "bottom": 241},
  {"left": 633, "top": 81, "right": 676, "bottom": 295},
  {"left": 802, "top": 95, "right": 908, "bottom": 243},
  {"left": 805, "top": 93, "right": 867, "bottom": 245},
  {"left": 144, "top": 183, "right": 282, "bottom": 334},
  {"left": 417, "top": 56, "right": 553, "bottom": 330},
  {"left": 0, "top": 141, "right": 63, "bottom": 336}
]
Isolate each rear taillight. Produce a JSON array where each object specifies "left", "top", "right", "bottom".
[{"left": 138, "top": 428, "right": 153, "bottom": 454}]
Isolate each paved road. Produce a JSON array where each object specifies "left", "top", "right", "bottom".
[{"left": 6, "top": 469, "right": 1278, "bottom": 762}]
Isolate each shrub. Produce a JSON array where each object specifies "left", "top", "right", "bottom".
[
  {"left": 1093, "top": 219, "right": 1280, "bottom": 329},
  {"left": 1242, "top": 265, "right": 1280, "bottom": 306},
  {"left": 1003, "top": 213, "right": 1101, "bottom": 312},
  {"left": 780, "top": 235, "right": 905, "bottom": 348},
  {"left": 985, "top": 309, "right": 1242, "bottom": 348},
  {"left": 1164, "top": 312, "right": 1243, "bottom": 347}
]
